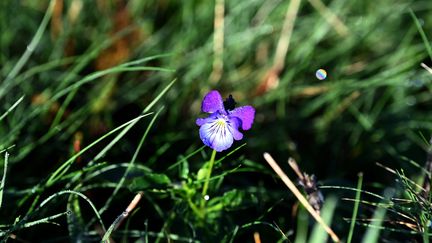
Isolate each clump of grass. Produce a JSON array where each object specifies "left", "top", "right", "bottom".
[{"left": 1, "top": 0, "right": 432, "bottom": 242}]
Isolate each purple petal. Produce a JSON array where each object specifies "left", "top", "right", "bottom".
[
  {"left": 196, "top": 113, "right": 218, "bottom": 126},
  {"left": 199, "top": 116, "right": 234, "bottom": 152},
  {"left": 229, "top": 106, "right": 255, "bottom": 130},
  {"left": 228, "top": 117, "right": 243, "bottom": 140},
  {"left": 201, "top": 90, "right": 225, "bottom": 114},
  {"left": 196, "top": 118, "right": 207, "bottom": 126}
]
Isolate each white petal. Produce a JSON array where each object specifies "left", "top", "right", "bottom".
[{"left": 199, "top": 117, "right": 234, "bottom": 152}]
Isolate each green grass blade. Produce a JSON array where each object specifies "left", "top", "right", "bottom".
[
  {"left": 0, "top": 152, "right": 9, "bottom": 209},
  {"left": 347, "top": 172, "right": 363, "bottom": 243},
  {"left": 0, "top": 95, "right": 24, "bottom": 121},
  {"left": 22, "top": 211, "right": 69, "bottom": 228},
  {"left": 39, "top": 190, "right": 106, "bottom": 232},
  {"left": 409, "top": 9, "right": 432, "bottom": 61},
  {"left": 97, "top": 107, "right": 163, "bottom": 217},
  {"left": 92, "top": 78, "right": 176, "bottom": 162},
  {"left": 49, "top": 67, "right": 174, "bottom": 130},
  {"left": 320, "top": 185, "right": 385, "bottom": 200},
  {"left": 2, "top": 0, "right": 55, "bottom": 87},
  {"left": 46, "top": 114, "right": 150, "bottom": 186},
  {"left": 361, "top": 190, "right": 393, "bottom": 243},
  {"left": 143, "top": 78, "right": 176, "bottom": 113},
  {"left": 0, "top": 211, "right": 68, "bottom": 237},
  {"left": 80, "top": 77, "right": 175, "bottom": 228},
  {"left": 165, "top": 145, "right": 206, "bottom": 172},
  {"left": 423, "top": 224, "right": 430, "bottom": 243},
  {"left": 294, "top": 205, "right": 308, "bottom": 243},
  {"left": 2, "top": 190, "right": 104, "bottom": 241},
  {"left": 117, "top": 53, "right": 174, "bottom": 68},
  {"left": 102, "top": 212, "right": 124, "bottom": 242},
  {"left": 309, "top": 196, "right": 338, "bottom": 243}
]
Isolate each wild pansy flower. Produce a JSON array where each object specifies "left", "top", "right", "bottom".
[{"left": 196, "top": 90, "right": 255, "bottom": 152}]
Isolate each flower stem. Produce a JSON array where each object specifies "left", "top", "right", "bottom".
[{"left": 200, "top": 149, "right": 217, "bottom": 211}]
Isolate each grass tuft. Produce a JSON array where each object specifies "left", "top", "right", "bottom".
[{"left": 2, "top": 0, "right": 432, "bottom": 241}]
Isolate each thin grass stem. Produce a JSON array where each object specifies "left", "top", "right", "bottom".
[
  {"left": 0, "top": 152, "right": 9, "bottom": 209},
  {"left": 347, "top": 172, "right": 363, "bottom": 243},
  {"left": 3, "top": 0, "right": 55, "bottom": 88}
]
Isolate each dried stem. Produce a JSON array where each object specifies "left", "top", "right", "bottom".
[
  {"left": 253, "top": 232, "right": 261, "bottom": 243},
  {"left": 101, "top": 192, "right": 143, "bottom": 242}
]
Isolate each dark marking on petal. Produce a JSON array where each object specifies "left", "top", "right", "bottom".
[{"left": 223, "top": 94, "right": 237, "bottom": 111}]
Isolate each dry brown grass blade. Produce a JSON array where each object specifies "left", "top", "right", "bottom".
[
  {"left": 308, "top": 0, "right": 349, "bottom": 37},
  {"left": 95, "top": 2, "right": 141, "bottom": 70},
  {"left": 255, "top": 0, "right": 301, "bottom": 96},
  {"left": 263, "top": 152, "right": 340, "bottom": 242},
  {"left": 210, "top": 0, "right": 225, "bottom": 84},
  {"left": 295, "top": 85, "right": 329, "bottom": 97},
  {"left": 421, "top": 63, "right": 432, "bottom": 75},
  {"left": 273, "top": 0, "right": 301, "bottom": 73},
  {"left": 118, "top": 192, "right": 143, "bottom": 226},
  {"left": 287, "top": 157, "right": 305, "bottom": 180},
  {"left": 253, "top": 232, "right": 261, "bottom": 243},
  {"left": 50, "top": 0, "right": 63, "bottom": 40}
]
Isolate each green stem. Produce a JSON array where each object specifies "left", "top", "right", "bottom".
[
  {"left": 187, "top": 198, "right": 204, "bottom": 219},
  {"left": 200, "top": 149, "right": 217, "bottom": 211},
  {"left": 347, "top": 172, "right": 363, "bottom": 243}
]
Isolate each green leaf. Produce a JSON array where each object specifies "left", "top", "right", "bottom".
[
  {"left": 207, "top": 189, "right": 246, "bottom": 212},
  {"left": 197, "top": 167, "right": 209, "bottom": 182},
  {"left": 128, "top": 172, "right": 171, "bottom": 191},
  {"left": 179, "top": 155, "right": 190, "bottom": 179},
  {"left": 222, "top": 189, "right": 244, "bottom": 209}
]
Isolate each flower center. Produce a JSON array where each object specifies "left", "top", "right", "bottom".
[{"left": 215, "top": 118, "right": 227, "bottom": 127}]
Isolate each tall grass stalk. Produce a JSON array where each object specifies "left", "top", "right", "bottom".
[
  {"left": 347, "top": 172, "right": 363, "bottom": 243},
  {"left": 0, "top": 152, "right": 8, "bottom": 209}
]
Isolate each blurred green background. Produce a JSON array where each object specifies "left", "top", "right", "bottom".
[{"left": 1, "top": 0, "right": 432, "bottom": 242}]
